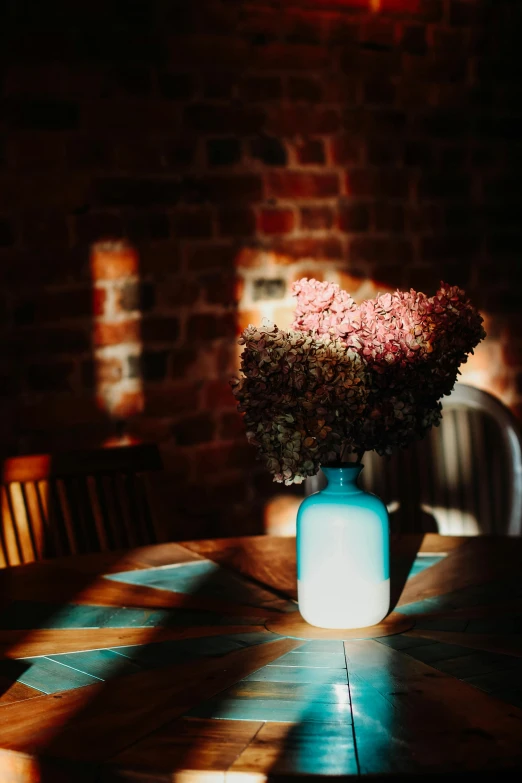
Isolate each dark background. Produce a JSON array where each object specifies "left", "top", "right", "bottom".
[{"left": 0, "top": 0, "right": 520, "bottom": 539}]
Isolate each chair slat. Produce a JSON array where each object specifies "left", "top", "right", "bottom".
[
  {"left": 8, "top": 482, "right": 36, "bottom": 563},
  {"left": 55, "top": 479, "right": 79, "bottom": 556},
  {"left": 114, "top": 474, "right": 138, "bottom": 548},
  {"left": 101, "top": 475, "right": 124, "bottom": 550},
  {"left": 23, "top": 481, "right": 47, "bottom": 560},
  {"left": 1, "top": 486, "right": 21, "bottom": 566},
  {"left": 86, "top": 476, "right": 109, "bottom": 552},
  {"left": 1, "top": 444, "right": 162, "bottom": 568}
]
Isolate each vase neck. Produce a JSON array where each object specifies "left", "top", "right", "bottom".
[{"left": 321, "top": 465, "right": 363, "bottom": 494}]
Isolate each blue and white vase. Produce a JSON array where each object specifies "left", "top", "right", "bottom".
[{"left": 297, "top": 464, "right": 390, "bottom": 629}]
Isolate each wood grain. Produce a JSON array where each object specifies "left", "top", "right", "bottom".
[
  {"left": 265, "top": 610, "right": 414, "bottom": 640},
  {"left": 110, "top": 717, "right": 263, "bottom": 776},
  {"left": 182, "top": 537, "right": 298, "bottom": 600},
  {"left": 0, "top": 626, "right": 262, "bottom": 659},
  {"left": 0, "top": 638, "right": 301, "bottom": 761},
  {"left": 397, "top": 536, "right": 522, "bottom": 607},
  {"left": 0, "top": 679, "right": 40, "bottom": 707},
  {"left": 406, "top": 629, "right": 522, "bottom": 658},
  {"left": 0, "top": 565, "right": 281, "bottom": 618},
  {"left": 345, "top": 639, "right": 522, "bottom": 774}
]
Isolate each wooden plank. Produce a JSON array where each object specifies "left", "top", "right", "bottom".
[
  {"left": 188, "top": 696, "right": 352, "bottom": 723},
  {"left": 229, "top": 720, "right": 358, "bottom": 777},
  {"left": 398, "top": 537, "right": 522, "bottom": 608},
  {"left": 0, "top": 626, "right": 260, "bottom": 658},
  {"left": 345, "top": 639, "right": 522, "bottom": 774},
  {"left": 0, "top": 748, "right": 99, "bottom": 783},
  {"left": 0, "top": 638, "right": 301, "bottom": 761},
  {"left": 1, "top": 486, "right": 21, "bottom": 566},
  {"left": 110, "top": 718, "right": 263, "bottom": 778},
  {"left": 182, "top": 536, "right": 298, "bottom": 600},
  {"left": 0, "top": 678, "right": 40, "bottom": 707},
  {"left": 0, "top": 563, "right": 282, "bottom": 618},
  {"left": 406, "top": 629, "right": 522, "bottom": 658},
  {"left": 23, "top": 482, "right": 46, "bottom": 560},
  {"left": 7, "top": 484, "right": 35, "bottom": 564},
  {"left": 12, "top": 656, "right": 101, "bottom": 694},
  {"left": 104, "top": 561, "right": 294, "bottom": 612}
]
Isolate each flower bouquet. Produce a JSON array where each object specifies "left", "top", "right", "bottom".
[
  {"left": 231, "top": 279, "right": 485, "bottom": 630},
  {"left": 232, "top": 279, "right": 485, "bottom": 484}
]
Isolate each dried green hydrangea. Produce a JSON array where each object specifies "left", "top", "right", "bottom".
[{"left": 231, "top": 323, "right": 369, "bottom": 485}]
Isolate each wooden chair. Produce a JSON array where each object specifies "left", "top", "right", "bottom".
[
  {"left": 306, "top": 384, "right": 522, "bottom": 537},
  {"left": 0, "top": 443, "right": 164, "bottom": 568}
]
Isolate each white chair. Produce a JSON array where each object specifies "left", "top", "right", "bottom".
[{"left": 305, "top": 384, "right": 522, "bottom": 537}]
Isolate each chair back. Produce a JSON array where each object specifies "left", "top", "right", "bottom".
[
  {"left": 0, "top": 443, "right": 164, "bottom": 567},
  {"left": 305, "top": 385, "right": 522, "bottom": 536}
]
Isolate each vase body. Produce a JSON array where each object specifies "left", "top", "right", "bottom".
[{"left": 297, "top": 465, "right": 390, "bottom": 629}]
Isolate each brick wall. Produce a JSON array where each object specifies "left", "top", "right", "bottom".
[{"left": 1, "top": 0, "right": 521, "bottom": 538}]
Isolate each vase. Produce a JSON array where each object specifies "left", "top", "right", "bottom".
[{"left": 296, "top": 464, "right": 390, "bottom": 629}]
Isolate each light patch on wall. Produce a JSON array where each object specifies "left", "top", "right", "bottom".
[{"left": 90, "top": 241, "right": 144, "bottom": 424}]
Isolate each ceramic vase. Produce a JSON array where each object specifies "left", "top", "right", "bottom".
[{"left": 296, "top": 464, "right": 390, "bottom": 629}]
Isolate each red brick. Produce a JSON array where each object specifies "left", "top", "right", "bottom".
[
  {"left": 82, "top": 357, "right": 123, "bottom": 387},
  {"left": 204, "top": 380, "right": 237, "bottom": 409},
  {"left": 331, "top": 136, "right": 362, "bottom": 166},
  {"left": 503, "top": 342, "right": 522, "bottom": 368},
  {"left": 93, "top": 287, "right": 107, "bottom": 317},
  {"left": 141, "top": 245, "right": 181, "bottom": 276},
  {"left": 374, "top": 203, "right": 405, "bottom": 232},
  {"left": 193, "top": 442, "right": 256, "bottom": 473},
  {"left": 93, "top": 319, "right": 141, "bottom": 347},
  {"left": 11, "top": 327, "right": 90, "bottom": 356},
  {"left": 346, "top": 170, "right": 410, "bottom": 200},
  {"left": 141, "top": 317, "right": 180, "bottom": 342},
  {"left": 15, "top": 288, "right": 94, "bottom": 324},
  {"left": 217, "top": 208, "right": 256, "bottom": 237},
  {"left": 338, "top": 204, "right": 370, "bottom": 233},
  {"left": 269, "top": 107, "right": 341, "bottom": 136},
  {"left": 91, "top": 242, "right": 139, "bottom": 281},
  {"left": 202, "top": 176, "right": 263, "bottom": 204},
  {"left": 363, "top": 79, "right": 396, "bottom": 105},
  {"left": 219, "top": 412, "right": 246, "bottom": 440},
  {"left": 172, "top": 209, "right": 213, "bottom": 239},
  {"left": 22, "top": 211, "right": 69, "bottom": 249},
  {"left": 296, "top": 139, "right": 325, "bottom": 165},
  {"left": 351, "top": 238, "right": 414, "bottom": 264},
  {"left": 259, "top": 208, "right": 295, "bottom": 235},
  {"left": 187, "top": 313, "right": 236, "bottom": 340},
  {"left": 26, "top": 361, "right": 75, "bottom": 392},
  {"left": 290, "top": 266, "right": 325, "bottom": 284},
  {"left": 201, "top": 274, "right": 244, "bottom": 306},
  {"left": 299, "top": 206, "right": 335, "bottom": 231},
  {"left": 158, "top": 279, "right": 200, "bottom": 308},
  {"left": 273, "top": 237, "right": 343, "bottom": 262},
  {"left": 111, "top": 390, "right": 145, "bottom": 419},
  {"left": 287, "top": 77, "right": 322, "bottom": 102},
  {"left": 255, "top": 42, "right": 329, "bottom": 71},
  {"left": 240, "top": 76, "right": 282, "bottom": 101},
  {"left": 173, "top": 413, "right": 215, "bottom": 446},
  {"left": 267, "top": 172, "right": 339, "bottom": 199},
  {"left": 13, "top": 134, "right": 65, "bottom": 170},
  {"left": 184, "top": 104, "right": 265, "bottom": 135},
  {"left": 381, "top": 0, "right": 420, "bottom": 13},
  {"left": 186, "top": 243, "right": 238, "bottom": 272},
  {"left": 145, "top": 384, "right": 201, "bottom": 416}
]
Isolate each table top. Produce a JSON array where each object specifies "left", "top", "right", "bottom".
[{"left": 0, "top": 534, "right": 522, "bottom": 781}]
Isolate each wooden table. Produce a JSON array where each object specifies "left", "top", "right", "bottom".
[{"left": 1, "top": 534, "right": 522, "bottom": 781}]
